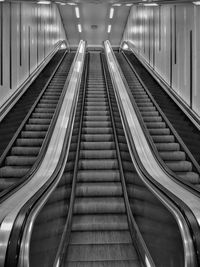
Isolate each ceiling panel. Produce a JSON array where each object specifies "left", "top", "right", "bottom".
[{"left": 59, "top": 2, "right": 130, "bottom": 47}]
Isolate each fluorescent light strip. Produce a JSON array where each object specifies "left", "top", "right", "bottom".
[
  {"left": 78, "top": 24, "right": 82, "bottom": 33},
  {"left": 126, "top": 4, "right": 133, "bottom": 6},
  {"left": 112, "top": 3, "right": 121, "bottom": 6},
  {"left": 75, "top": 7, "right": 80, "bottom": 18},
  {"left": 109, "top": 7, "right": 114, "bottom": 19},
  {"left": 143, "top": 3, "right": 158, "bottom": 6},
  {"left": 108, "top": 24, "right": 111, "bottom": 33},
  {"left": 38, "top": 1, "right": 51, "bottom": 4},
  {"left": 68, "top": 2, "right": 76, "bottom": 5},
  {"left": 193, "top": 1, "right": 200, "bottom": 5}
]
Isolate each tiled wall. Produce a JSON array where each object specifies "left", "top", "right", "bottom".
[
  {"left": 0, "top": 2, "right": 67, "bottom": 107},
  {"left": 122, "top": 3, "right": 200, "bottom": 117}
]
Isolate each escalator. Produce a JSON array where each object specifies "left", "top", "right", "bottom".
[
  {"left": 0, "top": 48, "right": 66, "bottom": 157},
  {"left": 122, "top": 51, "right": 200, "bottom": 165},
  {"left": 63, "top": 53, "right": 141, "bottom": 266},
  {"left": 12, "top": 51, "right": 193, "bottom": 267},
  {"left": 0, "top": 52, "right": 75, "bottom": 193},
  {"left": 115, "top": 52, "right": 200, "bottom": 189}
]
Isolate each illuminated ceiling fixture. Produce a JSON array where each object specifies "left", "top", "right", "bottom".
[
  {"left": 193, "top": 1, "right": 200, "bottom": 5},
  {"left": 108, "top": 24, "right": 111, "bottom": 33},
  {"left": 143, "top": 3, "right": 158, "bottom": 6},
  {"left": 75, "top": 7, "right": 80, "bottom": 18},
  {"left": 38, "top": 1, "right": 51, "bottom": 4},
  {"left": 126, "top": 4, "right": 133, "bottom": 6},
  {"left": 112, "top": 3, "right": 121, "bottom": 6},
  {"left": 68, "top": 2, "right": 77, "bottom": 5},
  {"left": 0, "top": 0, "right": 5, "bottom": 2},
  {"left": 75, "top": 6, "right": 80, "bottom": 19},
  {"left": 56, "top": 2, "right": 66, "bottom": 5},
  {"left": 78, "top": 24, "right": 82, "bottom": 33},
  {"left": 123, "top": 43, "right": 129, "bottom": 50},
  {"left": 109, "top": 7, "right": 114, "bottom": 19}
]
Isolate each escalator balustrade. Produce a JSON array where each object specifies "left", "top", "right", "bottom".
[
  {"left": 0, "top": 53, "right": 75, "bottom": 192},
  {"left": 116, "top": 53, "right": 200, "bottom": 187}
]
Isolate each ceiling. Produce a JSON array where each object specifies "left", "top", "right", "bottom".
[
  {"left": 7, "top": 0, "right": 195, "bottom": 47},
  {"left": 59, "top": 2, "right": 130, "bottom": 47}
]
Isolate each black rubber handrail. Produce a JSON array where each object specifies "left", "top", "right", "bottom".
[
  {"left": 121, "top": 51, "right": 200, "bottom": 197},
  {"left": 4, "top": 46, "right": 84, "bottom": 267},
  {"left": 0, "top": 50, "right": 71, "bottom": 202},
  {"left": 101, "top": 52, "right": 155, "bottom": 267}
]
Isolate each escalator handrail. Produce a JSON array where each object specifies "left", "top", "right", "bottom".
[
  {"left": 104, "top": 40, "right": 200, "bottom": 267},
  {"left": 0, "top": 40, "right": 67, "bottom": 122},
  {"left": 0, "top": 40, "right": 86, "bottom": 267},
  {"left": 120, "top": 48, "right": 200, "bottom": 196},
  {"left": 0, "top": 48, "right": 69, "bottom": 201}
]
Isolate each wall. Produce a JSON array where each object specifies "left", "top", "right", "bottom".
[
  {"left": 122, "top": 3, "right": 200, "bottom": 117},
  {"left": 0, "top": 2, "right": 67, "bottom": 108}
]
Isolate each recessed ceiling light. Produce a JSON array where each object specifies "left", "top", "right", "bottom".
[
  {"left": 109, "top": 7, "right": 114, "bottom": 19},
  {"left": 112, "top": 4, "right": 121, "bottom": 7},
  {"left": 143, "top": 3, "right": 158, "bottom": 6},
  {"left": 38, "top": 1, "right": 51, "bottom": 4},
  {"left": 108, "top": 24, "right": 111, "bottom": 33},
  {"left": 193, "top": 1, "right": 200, "bottom": 5},
  {"left": 126, "top": 4, "right": 133, "bottom": 6},
  {"left": 75, "top": 7, "right": 80, "bottom": 18},
  {"left": 78, "top": 24, "right": 82, "bottom": 33},
  {"left": 0, "top": 0, "right": 5, "bottom": 2},
  {"left": 68, "top": 2, "right": 76, "bottom": 5}
]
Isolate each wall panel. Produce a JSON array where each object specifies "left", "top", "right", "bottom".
[
  {"left": 0, "top": 2, "right": 67, "bottom": 108},
  {"left": 122, "top": 3, "right": 200, "bottom": 118}
]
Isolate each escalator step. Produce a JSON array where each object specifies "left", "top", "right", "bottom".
[
  {"left": 78, "top": 160, "right": 118, "bottom": 170},
  {"left": 159, "top": 151, "right": 186, "bottom": 161},
  {"left": 70, "top": 231, "right": 132, "bottom": 245},
  {"left": 81, "top": 134, "right": 113, "bottom": 142},
  {"left": 165, "top": 161, "right": 192, "bottom": 172},
  {"left": 77, "top": 170, "right": 120, "bottom": 182},
  {"left": 5, "top": 156, "right": 36, "bottom": 166},
  {"left": 11, "top": 147, "right": 40, "bottom": 156},
  {"left": 21, "top": 131, "right": 46, "bottom": 138},
  {"left": 175, "top": 172, "right": 200, "bottom": 183},
  {"left": 16, "top": 138, "right": 44, "bottom": 146},
  {"left": 80, "top": 150, "right": 116, "bottom": 159},
  {"left": 66, "top": 244, "right": 138, "bottom": 262},
  {"left": 72, "top": 215, "right": 128, "bottom": 231},
  {"left": 65, "top": 260, "right": 141, "bottom": 267},
  {"left": 74, "top": 198, "right": 125, "bottom": 214},
  {"left": 75, "top": 183, "right": 122, "bottom": 197},
  {"left": 152, "top": 135, "right": 175, "bottom": 143},
  {"left": 155, "top": 143, "right": 180, "bottom": 151},
  {"left": 0, "top": 166, "right": 29, "bottom": 177},
  {"left": 80, "top": 141, "right": 115, "bottom": 150}
]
